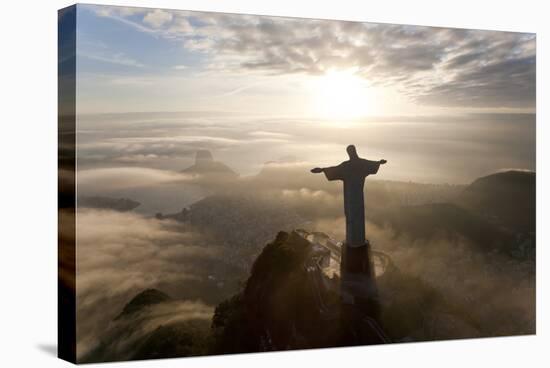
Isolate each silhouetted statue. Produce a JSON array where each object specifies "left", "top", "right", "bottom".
[
  {"left": 311, "top": 144, "right": 386, "bottom": 323},
  {"left": 312, "top": 145, "right": 388, "bottom": 342},
  {"left": 311, "top": 145, "right": 386, "bottom": 247}
]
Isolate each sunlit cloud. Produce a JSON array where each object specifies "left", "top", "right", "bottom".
[
  {"left": 78, "top": 167, "right": 193, "bottom": 191},
  {"left": 78, "top": 51, "right": 145, "bottom": 68},
  {"left": 81, "top": 4, "right": 535, "bottom": 110},
  {"left": 143, "top": 9, "right": 173, "bottom": 28}
]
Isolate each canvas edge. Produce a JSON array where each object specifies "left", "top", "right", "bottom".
[{"left": 58, "top": 3, "right": 77, "bottom": 364}]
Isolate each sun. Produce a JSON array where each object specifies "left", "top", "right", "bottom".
[{"left": 310, "top": 68, "right": 373, "bottom": 120}]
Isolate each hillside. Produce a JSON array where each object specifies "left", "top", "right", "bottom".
[
  {"left": 79, "top": 196, "right": 140, "bottom": 212},
  {"left": 457, "top": 170, "right": 535, "bottom": 232},
  {"left": 80, "top": 289, "right": 211, "bottom": 363},
  {"left": 369, "top": 203, "right": 511, "bottom": 253},
  {"left": 181, "top": 150, "right": 238, "bottom": 179},
  {"left": 81, "top": 225, "right": 533, "bottom": 362}
]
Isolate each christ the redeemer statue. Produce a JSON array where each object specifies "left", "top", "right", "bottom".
[
  {"left": 311, "top": 145, "right": 386, "bottom": 247},
  {"left": 312, "top": 145, "right": 387, "bottom": 332}
]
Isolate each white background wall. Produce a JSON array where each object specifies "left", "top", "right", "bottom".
[{"left": 0, "top": 0, "right": 547, "bottom": 367}]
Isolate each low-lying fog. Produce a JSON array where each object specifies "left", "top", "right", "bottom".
[{"left": 73, "top": 111, "right": 535, "bottom": 359}]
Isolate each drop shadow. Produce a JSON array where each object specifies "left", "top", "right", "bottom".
[{"left": 37, "top": 344, "right": 57, "bottom": 357}]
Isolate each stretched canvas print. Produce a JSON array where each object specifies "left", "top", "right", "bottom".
[{"left": 58, "top": 3, "right": 536, "bottom": 364}]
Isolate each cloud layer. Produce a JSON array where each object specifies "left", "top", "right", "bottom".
[
  {"left": 76, "top": 112, "right": 535, "bottom": 196},
  {"left": 91, "top": 5, "right": 535, "bottom": 108},
  {"left": 76, "top": 209, "right": 217, "bottom": 357}
]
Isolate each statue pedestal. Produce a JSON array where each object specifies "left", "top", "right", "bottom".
[{"left": 340, "top": 240, "right": 379, "bottom": 313}]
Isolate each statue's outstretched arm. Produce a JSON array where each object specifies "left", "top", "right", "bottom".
[
  {"left": 366, "top": 159, "right": 387, "bottom": 165},
  {"left": 312, "top": 165, "right": 345, "bottom": 181}
]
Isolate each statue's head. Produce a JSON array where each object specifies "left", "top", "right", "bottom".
[{"left": 346, "top": 145, "right": 359, "bottom": 159}]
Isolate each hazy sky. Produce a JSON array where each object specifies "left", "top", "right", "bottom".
[
  {"left": 72, "top": 4, "right": 536, "bottom": 187},
  {"left": 76, "top": 4, "right": 535, "bottom": 116}
]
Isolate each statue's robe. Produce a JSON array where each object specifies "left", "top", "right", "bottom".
[{"left": 323, "top": 158, "right": 381, "bottom": 247}]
